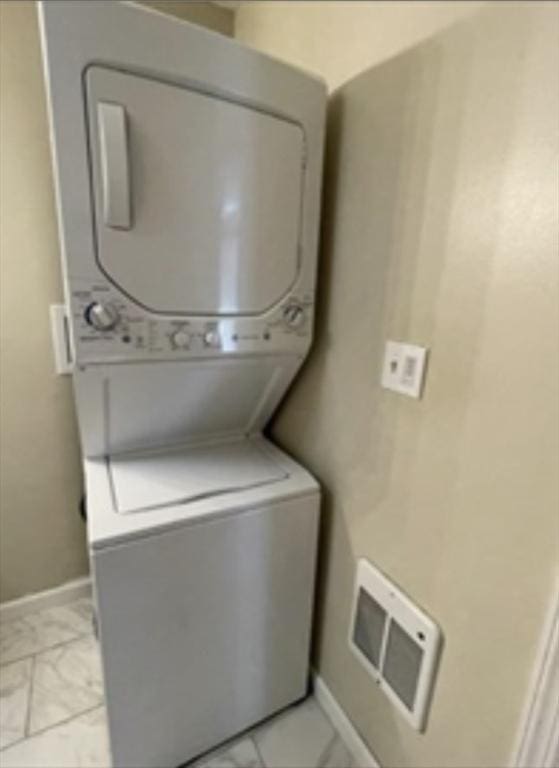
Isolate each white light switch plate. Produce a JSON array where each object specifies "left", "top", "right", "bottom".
[
  {"left": 49, "top": 304, "right": 73, "bottom": 375},
  {"left": 381, "top": 341, "right": 428, "bottom": 398}
]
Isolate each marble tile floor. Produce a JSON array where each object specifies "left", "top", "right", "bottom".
[{"left": 0, "top": 598, "right": 358, "bottom": 768}]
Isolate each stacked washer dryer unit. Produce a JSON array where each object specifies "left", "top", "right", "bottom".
[{"left": 39, "top": 2, "right": 325, "bottom": 767}]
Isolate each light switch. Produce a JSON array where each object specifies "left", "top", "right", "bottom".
[
  {"left": 381, "top": 341, "right": 427, "bottom": 398},
  {"left": 50, "top": 304, "right": 73, "bottom": 375}
]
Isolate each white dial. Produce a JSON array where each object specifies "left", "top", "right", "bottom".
[
  {"left": 203, "top": 330, "right": 220, "bottom": 349},
  {"left": 283, "top": 302, "right": 305, "bottom": 330},
  {"left": 85, "top": 302, "right": 120, "bottom": 331},
  {"left": 171, "top": 329, "right": 191, "bottom": 349}
]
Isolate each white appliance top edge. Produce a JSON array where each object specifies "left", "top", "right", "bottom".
[
  {"left": 108, "top": 437, "right": 289, "bottom": 515},
  {"left": 85, "top": 436, "right": 319, "bottom": 550}
]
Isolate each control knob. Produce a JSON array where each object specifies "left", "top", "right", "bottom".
[
  {"left": 171, "top": 329, "right": 191, "bottom": 349},
  {"left": 84, "top": 302, "right": 120, "bottom": 332},
  {"left": 203, "top": 329, "right": 221, "bottom": 349},
  {"left": 283, "top": 302, "right": 306, "bottom": 330}
]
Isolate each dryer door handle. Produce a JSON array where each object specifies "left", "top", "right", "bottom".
[{"left": 97, "top": 101, "right": 131, "bottom": 230}]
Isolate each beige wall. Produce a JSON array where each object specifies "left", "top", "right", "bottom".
[
  {"left": 237, "top": 3, "right": 559, "bottom": 767},
  {"left": 139, "top": 1, "right": 233, "bottom": 35},
  {"left": 0, "top": 1, "right": 233, "bottom": 604},
  {"left": 0, "top": 1, "right": 86, "bottom": 603},
  {"left": 235, "top": 1, "right": 485, "bottom": 91}
]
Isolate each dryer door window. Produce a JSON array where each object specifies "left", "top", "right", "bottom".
[{"left": 85, "top": 66, "right": 305, "bottom": 316}]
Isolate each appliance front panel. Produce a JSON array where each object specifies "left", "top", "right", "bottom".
[
  {"left": 85, "top": 66, "right": 305, "bottom": 316},
  {"left": 40, "top": 0, "right": 325, "bottom": 452},
  {"left": 73, "top": 356, "right": 302, "bottom": 457},
  {"left": 93, "top": 493, "right": 319, "bottom": 768},
  {"left": 68, "top": 275, "right": 314, "bottom": 365}
]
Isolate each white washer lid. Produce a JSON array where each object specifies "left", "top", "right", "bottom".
[{"left": 108, "top": 438, "right": 289, "bottom": 515}]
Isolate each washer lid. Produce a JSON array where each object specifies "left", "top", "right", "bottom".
[{"left": 108, "top": 438, "right": 288, "bottom": 515}]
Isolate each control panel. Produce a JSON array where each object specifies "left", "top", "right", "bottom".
[{"left": 69, "top": 280, "right": 314, "bottom": 363}]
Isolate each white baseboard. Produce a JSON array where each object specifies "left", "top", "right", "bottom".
[
  {"left": 0, "top": 576, "right": 92, "bottom": 623},
  {"left": 313, "top": 671, "right": 380, "bottom": 768}
]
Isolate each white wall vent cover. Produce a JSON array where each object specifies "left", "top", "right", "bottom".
[{"left": 349, "top": 559, "right": 442, "bottom": 731}]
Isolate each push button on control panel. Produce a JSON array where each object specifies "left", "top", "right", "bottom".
[
  {"left": 170, "top": 329, "right": 191, "bottom": 349},
  {"left": 203, "top": 329, "right": 221, "bottom": 349}
]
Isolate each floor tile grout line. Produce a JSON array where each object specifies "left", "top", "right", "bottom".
[
  {"left": 0, "top": 703, "right": 105, "bottom": 754},
  {"left": 0, "top": 630, "right": 95, "bottom": 669},
  {"left": 2, "top": 610, "right": 352, "bottom": 768},
  {"left": 0, "top": 598, "right": 93, "bottom": 629},
  {"left": 251, "top": 734, "right": 267, "bottom": 767},
  {"left": 0, "top": 615, "right": 102, "bottom": 753},
  {"left": 22, "top": 654, "right": 36, "bottom": 740},
  {"left": 2, "top": 692, "right": 354, "bottom": 765},
  {"left": 23, "top": 635, "right": 103, "bottom": 741},
  {"left": 189, "top": 730, "right": 257, "bottom": 767},
  {"left": 0, "top": 597, "right": 92, "bottom": 625},
  {"left": 27, "top": 702, "right": 104, "bottom": 743},
  {"left": 316, "top": 733, "right": 339, "bottom": 768}
]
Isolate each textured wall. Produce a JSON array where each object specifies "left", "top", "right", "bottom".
[
  {"left": 235, "top": 1, "right": 484, "bottom": 91},
  {"left": 238, "top": 3, "right": 559, "bottom": 766},
  {"left": 139, "top": 1, "right": 233, "bottom": 35},
  {"left": 0, "top": 0, "right": 233, "bottom": 603},
  {"left": 0, "top": 0, "right": 87, "bottom": 603}
]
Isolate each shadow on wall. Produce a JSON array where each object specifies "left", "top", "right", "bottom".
[{"left": 270, "top": 6, "right": 543, "bottom": 766}]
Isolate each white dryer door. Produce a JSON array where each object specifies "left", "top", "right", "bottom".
[{"left": 85, "top": 66, "right": 305, "bottom": 316}]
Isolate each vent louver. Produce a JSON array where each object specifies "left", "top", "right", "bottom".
[{"left": 349, "top": 559, "right": 442, "bottom": 731}]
